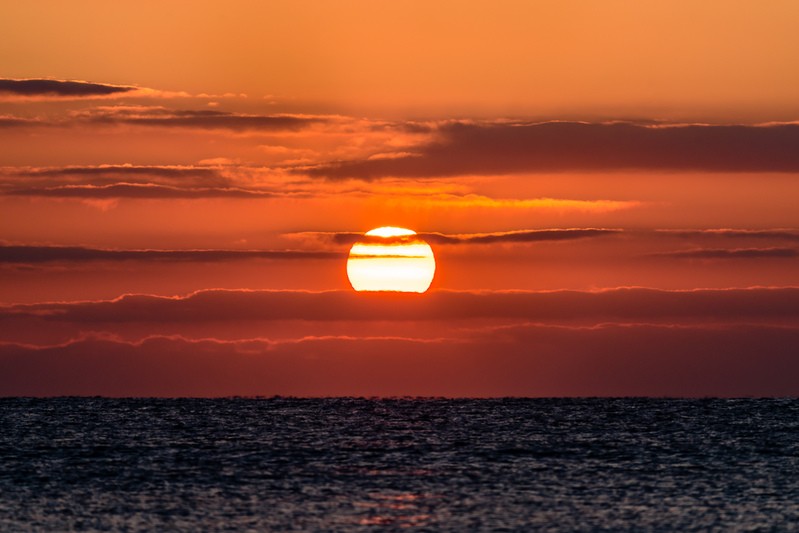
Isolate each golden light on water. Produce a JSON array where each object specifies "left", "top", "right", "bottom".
[{"left": 347, "top": 227, "right": 436, "bottom": 293}]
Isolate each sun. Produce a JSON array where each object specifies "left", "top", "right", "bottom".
[{"left": 347, "top": 227, "right": 436, "bottom": 293}]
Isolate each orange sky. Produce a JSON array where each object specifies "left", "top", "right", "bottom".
[
  {"left": 4, "top": 1, "right": 799, "bottom": 119},
  {"left": 2, "top": 1, "right": 799, "bottom": 396}
]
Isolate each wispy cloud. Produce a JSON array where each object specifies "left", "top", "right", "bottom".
[
  {"left": 0, "top": 78, "right": 193, "bottom": 101},
  {"left": 3, "top": 183, "right": 285, "bottom": 199},
  {"left": 0, "top": 116, "right": 47, "bottom": 128},
  {"left": 5, "top": 287, "right": 798, "bottom": 323},
  {"left": 1, "top": 164, "right": 230, "bottom": 190},
  {"left": 297, "top": 228, "right": 622, "bottom": 246},
  {"left": 0, "top": 245, "right": 341, "bottom": 265},
  {"left": 9, "top": 164, "right": 223, "bottom": 179},
  {"left": 0, "top": 105, "right": 330, "bottom": 132},
  {"left": 76, "top": 106, "right": 330, "bottom": 131},
  {"left": 0, "top": 78, "right": 136, "bottom": 98},
  {"left": 651, "top": 247, "right": 799, "bottom": 259},
  {"left": 660, "top": 229, "right": 799, "bottom": 242}
]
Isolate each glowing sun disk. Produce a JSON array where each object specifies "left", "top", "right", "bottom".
[{"left": 347, "top": 227, "right": 436, "bottom": 293}]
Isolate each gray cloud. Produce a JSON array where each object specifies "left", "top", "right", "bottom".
[
  {"left": 661, "top": 229, "right": 799, "bottom": 243},
  {"left": 0, "top": 245, "right": 340, "bottom": 265},
  {"left": 2, "top": 183, "right": 281, "bottom": 199},
  {"left": 303, "top": 121, "right": 799, "bottom": 179},
  {"left": 12, "top": 165, "right": 223, "bottom": 180},
  {"left": 304, "top": 228, "right": 621, "bottom": 246},
  {"left": 84, "top": 108, "right": 325, "bottom": 131},
  {"left": 653, "top": 247, "right": 799, "bottom": 259},
  {"left": 0, "top": 117, "right": 44, "bottom": 128},
  {"left": 422, "top": 229, "right": 621, "bottom": 245},
  {"left": 0, "top": 78, "right": 135, "bottom": 97},
  {"left": 0, "top": 165, "right": 231, "bottom": 191}
]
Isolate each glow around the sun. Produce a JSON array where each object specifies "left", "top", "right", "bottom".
[
  {"left": 347, "top": 227, "right": 436, "bottom": 293},
  {"left": 364, "top": 226, "right": 417, "bottom": 238}
]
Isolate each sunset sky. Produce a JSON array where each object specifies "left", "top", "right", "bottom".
[{"left": 2, "top": 0, "right": 799, "bottom": 396}]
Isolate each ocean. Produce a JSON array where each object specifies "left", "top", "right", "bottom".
[{"left": 1, "top": 398, "right": 798, "bottom": 531}]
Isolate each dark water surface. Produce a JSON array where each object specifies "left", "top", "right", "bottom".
[{"left": 1, "top": 398, "right": 798, "bottom": 531}]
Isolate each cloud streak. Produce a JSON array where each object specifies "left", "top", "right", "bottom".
[
  {"left": 8, "top": 164, "right": 224, "bottom": 180},
  {"left": 0, "top": 164, "right": 286, "bottom": 198},
  {"left": 661, "top": 229, "right": 799, "bottom": 243},
  {"left": 0, "top": 78, "right": 136, "bottom": 98},
  {"left": 0, "top": 245, "right": 340, "bottom": 265},
  {"left": 304, "top": 121, "right": 799, "bottom": 178},
  {"left": 80, "top": 107, "right": 328, "bottom": 131},
  {"left": 0, "top": 116, "right": 46, "bottom": 129},
  {"left": 296, "top": 228, "right": 622, "bottom": 246},
  {"left": 2, "top": 183, "right": 283, "bottom": 199},
  {"left": 4, "top": 287, "right": 798, "bottom": 323},
  {"left": 653, "top": 247, "right": 799, "bottom": 259}
]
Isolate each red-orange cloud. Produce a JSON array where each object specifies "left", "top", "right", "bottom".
[
  {"left": 2, "top": 324, "right": 798, "bottom": 397},
  {"left": 4, "top": 287, "right": 798, "bottom": 324}
]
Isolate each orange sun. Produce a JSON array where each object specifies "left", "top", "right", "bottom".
[{"left": 346, "top": 227, "right": 436, "bottom": 293}]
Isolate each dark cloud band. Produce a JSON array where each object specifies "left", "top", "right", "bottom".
[
  {"left": 305, "top": 121, "right": 799, "bottom": 178},
  {"left": 12, "top": 165, "right": 223, "bottom": 179},
  {"left": 4, "top": 287, "right": 798, "bottom": 323},
  {"left": 0, "top": 246, "right": 341, "bottom": 264},
  {"left": 84, "top": 108, "right": 326, "bottom": 131},
  {"left": 0, "top": 78, "right": 135, "bottom": 97},
  {"left": 2, "top": 324, "right": 798, "bottom": 397},
  {"left": 2, "top": 184, "right": 280, "bottom": 199},
  {"left": 311, "top": 228, "right": 621, "bottom": 246},
  {"left": 653, "top": 247, "right": 798, "bottom": 259}
]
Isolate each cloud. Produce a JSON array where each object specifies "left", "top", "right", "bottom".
[
  {"left": 0, "top": 116, "right": 47, "bottom": 129},
  {"left": 0, "top": 106, "right": 329, "bottom": 132},
  {"left": 4, "top": 288, "right": 798, "bottom": 397},
  {"left": 0, "top": 78, "right": 197, "bottom": 101},
  {"left": 80, "top": 106, "right": 328, "bottom": 131},
  {"left": 4, "top": 287, "right": 798, "bottom": 324},
  {"left": 10, "top": 164, "right": 223, "bottom": 180},
  {"left": 303, "top": 228, "right": 622, "bottom": 246},
  {"left": 422, "top": 228, "right": 622, "bottom": 245},
  {"left": 0, "top": 164, "right": 231, "bottom": 190},
  {"left": 2, "top": 324, "right": 798, "bottom": 397},
  {"left": 661, "top": 229, "right": 799, "bottom": 243},
  {"left": 302, "top": 121, "right": 799, "bottom": 179},
  {"left": 2, "top": 183, "right": 284, "bottom": 199},
  {"left": 0, "top": 245, "right": 341, "bottom": 265},
  {"left": 653, "top": 247, "right": 799, "bottom": 259},
  {"left": 0, "top": 164, "right": 301, "bottom": 198},
  {"left": 0, "top": 78, "right": 136, "bottom": 98}
]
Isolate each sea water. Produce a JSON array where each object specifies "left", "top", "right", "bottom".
[{"left": 1, "top": 398, "right": 798, "bottom": 531}]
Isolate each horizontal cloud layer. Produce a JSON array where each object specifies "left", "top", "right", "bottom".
[
  {"left": 305, "top": 228, "right": 622, "bottom": 246},
  {"left": 0, "top": 106, "right": 328, "bottom": 131},
  {"left": 4, "top": 288, "right": 797, "bottom": 397},
  {"left": 653, "top": 247, "right": 798, "bottom": 259},
  {"left": 0, "top": 78, "right": 135, "bottom": 97},
  {"left": 2, "top": 324, "right": 798, "bottom": 397},
  {"left": 5, "top": 287, "right": 798, "bottom": 323},
  {"left": 0, "top": 117, "right": 44, "bottom": 128},
  {"left": 0, "top": 246, "right": 340, "bottom": 264},
  {"left": 80, "top": 107, "right": 327, "bottom": 131},
  {"left": 305, "top": 121, "right": 799, "bottom": 178},
  {"left": 3, "top": 183, "right": 281, "bottom": 199},
  {"left": 9, "top": 164, "right": 224, "bottom": 180},
  {"left": 661, "top": 229, "right": 799, "bottom": 242}
]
